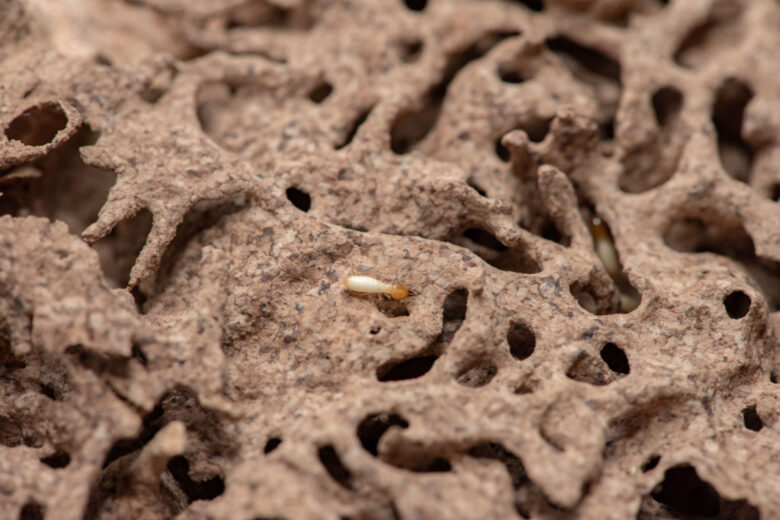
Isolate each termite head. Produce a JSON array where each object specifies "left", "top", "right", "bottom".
[{"left": 390, "top": 284, "right": 410, "bottom": 300}]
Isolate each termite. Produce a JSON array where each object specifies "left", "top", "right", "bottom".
[
  {"left": 589, "top": 216, "right": 620, "bottom": 278},
  {"left": 343, "top": 275, "right": 410, "bottom": 300}
]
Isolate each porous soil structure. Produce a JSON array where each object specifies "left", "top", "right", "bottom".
[{"left": 1, "top": 0, "right": 779, "bottom": 518}]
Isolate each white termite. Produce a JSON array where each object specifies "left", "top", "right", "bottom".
[{"left": 343, "top": 275, "right": 410, "bottom": 300}]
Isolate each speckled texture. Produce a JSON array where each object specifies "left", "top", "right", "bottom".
[{"left": 1, "top": 0, "right": 779, "bottom": 519}]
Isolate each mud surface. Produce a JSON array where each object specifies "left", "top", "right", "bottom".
[{"left": 1, "top": 0, "right": 779, "bottom": 518}]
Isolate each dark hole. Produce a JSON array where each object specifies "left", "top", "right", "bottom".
[
  {"left": 399, "top": 39, "right": 424, "bottom": 63},
  {"left": 424, "top": 458, "right": 451, "bottom": 472},
  {"left": 466, "top": 177, "right": 487, "bottom": 197},
  {"left": 403, "top": 0, "right": 427, "bottom": 11},
  {"left": 335, "top": 106, "right": 372, "bottom": 150},
  {"left": 167, "top": 456, "right": 225, "bottom": 502},
  {"left": 741, "top": 405, "right": 763, "bottom": 432},
  {"left": 712, "top": 78, "right": 754, "bottom": 182},
  {"left": 641, "top": 454, "right": 660, "bottom": 473},
  {"left": 5, "top": 103, "right": 68, "bottom": 147},
  {"left": 724, "top": 291, "right": 750, "bottom": 319},
  {"left": 285, "top": 187, "right": 311, "bottom": 212},
  {"left": 456, "top": 362, "right": 497, "bottom": 387},
  {"left": 600, "top": 343, "right": 629, "bottom": 374},
  {"left": 495, "top": 136, "right": 511, "bottom": 162},
  {"left": 651, "top": 86, "right": 683, "bottom": 127},
  {"left": 102, "top": 402, "right": 164, "bottom": 468},
  {"left": 140, "top": 88, "right": 166, "bottom": 104},
  {"left": 391, "top": 31, "right": 519, "bottom": 154},
  {"left": 540, "top": 219, "right": 566, "bottom": 245},
  {"left": 650, "top": 464, "right": 723, "bottom": 517},
  {"left": 377, "top": 354, "right": 438, "bottom": 381},
  {"left": 264, "top": 437, "right": 282, "bottom": 453},
  {"left": 38, "top": 383, "right": 59, "bottom": 401},
  {"left": 507, "top": 322, "right": 535, "bottom": 360},
  {"left": 457, "top": 229, "right": 540, "bottom": 274},
  {"left": 512, "top": 0, "right": 544, "bottom": 12},
  {"left": 600, "top": 118, "right": 615, "bottom": 140},
  {"left": 441, "top": 288, "right": 468, "bottom": 341},
  {"left": 93, "top": 208, "right": 154, "bottom": 289},
  {"left": 317, "top": 445, "right": 353, "bottom": 489},
  {"left": 771, "top": 183, "right": 780, "bottom": 202},
  {"left": 498, "top": 63, "right": 525, "bottom": 84},
  {"left": 376, "top": 299, "right": 410, "bottom": 318},
  {"left": 469, "top": 442, "right": 529, "bottom": 488},
  {"left": 308, "top": 81, "right": 333, "bottom": 104},
  {"left": 771, "top": 372, "right": 778, "bottom": 384},
  {"left": 673, "top": 2, "right": 741, "bottom": 68},
  {"left": 369, "top": 326, "right": 381, "bottom": 335},
  {"left": 546, "top": 37, "right": 621, "bottom": 83},
  {"left": 463, "top": 228, "right": 507, "bottom": 251},
  {"left": 131, "top": 343, "right": 148, "bottom": 367},
  {"left": 357, "top": 412, "right": 409, "bottom": 456},
  {"left": 522, "top": 118, "right": 552, "bottom": 143},
  {"left": 19, "top": 501, "right": 44, "bottom": 520},
  {"left": 40, "top": 450, "right": 71, "bottom": 469}
]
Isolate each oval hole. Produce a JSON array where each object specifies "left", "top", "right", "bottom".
[
  {"left": 285, "top": 187, "right": 311, "bottom": 212},
  {"left": 651, "top": 86, "right": 683, "bottom": 127},
  {"left": 5, "top": 102, "right": 68, "bottom": 147},
  {"left": 724, "top": 291, "right": 750, "bottom": 319},
  {"left": 507, "top": 322, "right": 535, "bottom": 360},
  {"left": 377, "top": 354, "right": 437, "bottom": 381},
  {"left": 600, "top": 342, "right": 629, "bottom": 374}
]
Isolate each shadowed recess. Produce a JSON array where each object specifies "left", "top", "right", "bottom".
[
  {"left": 285, "top": 187, "right": 311, "bottom": 212},
  {"left": 357, "top": 412, "right": 410, "bottom": 456},
  {"left": 546, "top": 37, "right": 620, "bottom": 83},
  {"left": 93, "top": 208, "right": 154, "bottom": 290},
  {"left": 741, "top": 405, "right": 763, "bottom": 432},
  {"left": 225, "top": 0, "right": 314, "bottom": 30},
  {"left": 511, "top": 0, "right": 543, "bottom": 12},
  {"left": 264, "top": 437, "right": 282, "bottom": 453},
  {"left": 645, "top": 464, "right": 759, "bottom": 519},
  {"left": 0, "top": 126, "right": 112, "bottom": 234},
  {"left": 40, "top": 450, "right": 71, "bottom": 469},
  {"left": 334, "top": 106, "right": 373, "bottom": 150},
  {"left": 167, "top": 456, "right": 225, "bottom": 502},
  {"left": 724, "top": 290, "right": 751, "bottom": 319},
  {"left": 454, "top": 228, "right": 540, "bottom": 274},
  {"left": 641, "top": 454, "right": 660, "bottom": 473},
  {"left": 19, "top": 501, "right": 45, "bottom": 520},
  {"left": 673, "top": 1, "right": 743, "bottom": 68},
  {"left": 391, "top": 30, "right": 520, "bottom": 153},
  {"left": 377, "top": 354, "right": 438, "bottom": 381},
  {"left": 664, "top": 216, "right": 780, "bottom": 310},
  {"left": 712, "top": 78, "right": 754, "bottom": 182},
  {"left": 317, "top": 445, "right": 353, "bottom": 489},
  {"left": 651, "top": 86, "right": 683, "bottom": 127},
  {"left": 307, "top": 81, "right": 333, "bottom": 104},
  {"left": 402, "top": 0, "right": 427, "bottom": 11},
  {"left": 507, "top": 321, "right": 535, "bottom": 360},
  {"left": 469, "top": 442, "right": 543, "bottom": 518},
  {"left": 5, "top": 102, "right": 67, "bottom": 146},
  {"left": 600, "top": 343, "right": 629, "bottom": 374}
]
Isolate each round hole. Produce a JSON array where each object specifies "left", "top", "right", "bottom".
[
  {"left": 600, "top": 343, "right": 630, "bottom": 374},
  {"left": 507, "top": 322, "right": 535, "bottom": 360},
  {"left": 403, "top": 0, "right": 427, "bottom": 11},
  {"left": 308, "top": 81, "right": 333, "bottom": 104},
  {"left": 286, "top": 187, "right": 311, "bottom": 212},
  {"left": 723, "top": 291, "right": 750, "bottom": 319}
]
